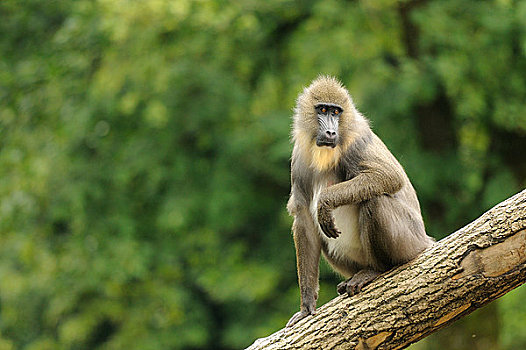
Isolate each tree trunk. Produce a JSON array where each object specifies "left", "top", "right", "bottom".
[{"left": 247, "top": 190, "right": 526, "bottom": 350}]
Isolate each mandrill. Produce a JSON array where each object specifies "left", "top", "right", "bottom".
[{"left": 286, "top": 76, "right": 434, "bottom": 327}]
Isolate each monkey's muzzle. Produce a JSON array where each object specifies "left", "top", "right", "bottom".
[
  {"left": 316, "top": 141, "right": 337, "bottom": 148},
  {"left": 316, "top": 135, "right": 338, "bottom": 148}
]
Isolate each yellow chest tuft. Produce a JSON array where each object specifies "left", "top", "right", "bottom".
[
  {"left": 310, "top": 146, "right": 340, "bottom": 171},
  {"left": 295, "top": 131, "right": 342, "bottom": 172}
]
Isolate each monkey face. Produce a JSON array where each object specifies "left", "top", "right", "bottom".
[
  {"left": 315, "top": 103, "right": 342, "bottom": 148},
  {"left": 293, "top": 76, "right": 357, "bottom": 164}
]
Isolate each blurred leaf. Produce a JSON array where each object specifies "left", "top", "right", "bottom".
[{"left": 0, "top": 0, "right": 524, "bottom": 349}]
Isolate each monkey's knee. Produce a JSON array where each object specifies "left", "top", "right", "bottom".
[
  {"left": 358, "top": 196, "right": 383, "bottom": 226},
  {"left": 359, "top": 196, "right": 401, "bottom": 270}
]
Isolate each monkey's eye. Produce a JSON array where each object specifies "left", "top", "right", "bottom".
[
  {"left": 321, "top": 107, "right": 327, "bottom": 113},
  {"left": 334, "top": 109, "right": 340, "bottom": 115}
]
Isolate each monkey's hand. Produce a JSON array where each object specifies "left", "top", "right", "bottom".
[
  {"left": 286, "top": 306, "right": 316, "bottom": 327},
  {"left": 317, "top": 199, "right": 341, "bottom": 238}
]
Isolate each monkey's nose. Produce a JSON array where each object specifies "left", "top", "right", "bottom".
[{"left": 326, "top": 130, "right": 337, "bottom": 140}]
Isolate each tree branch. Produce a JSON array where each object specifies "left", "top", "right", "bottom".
[{"left": 247, "top": 190, "right": 526, "bottom": 350}]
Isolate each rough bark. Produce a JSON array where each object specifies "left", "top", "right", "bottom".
[{"left": 247, "top": 190, "right": 526, "bottom": 350}]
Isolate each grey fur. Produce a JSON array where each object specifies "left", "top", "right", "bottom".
[{"left": 286, "top": 76, "right": 434, "bottom": 327}]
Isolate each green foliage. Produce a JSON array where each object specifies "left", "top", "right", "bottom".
[
  {"left": 0, "top": 0, "right": 524, "bottom": 349},
  {"left": 499, "top": 286, "right": 526, "bottom": 349}
]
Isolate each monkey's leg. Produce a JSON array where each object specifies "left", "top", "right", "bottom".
[
  {"left": 287, "top": 208, "right": 321, "bottom": 327},
  {"left": 337, "top": 270, "right": 381, "bottom": 296},
  {"left": 362, "top": 195, "right": 430, "bottom": 267},
  {"left": 336, "top": 195, "right": 427, "bottom": 297}
]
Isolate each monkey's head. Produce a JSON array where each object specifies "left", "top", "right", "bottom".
[{"left": 293, "top": 76, "right": 362, "bottom": 170}]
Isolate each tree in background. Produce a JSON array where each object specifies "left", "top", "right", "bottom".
[{"left": 0, "top": 0, "right": 524, "bottom": 349}]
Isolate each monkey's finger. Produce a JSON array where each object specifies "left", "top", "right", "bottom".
[
  {"left": 329, "top": 229, "right": 340, "bottom": 238},
  {"left": 327, "top": 221, "right": 341, "bottom": 238},
  {"left": 329, "top": 226, "right": 341, "bottom": 238},
  {"left": 321, "top": 225, "right": 333, "bottom": 238},
  {"left": 319, "top": 222, "right": 333, "bottom": 238},
  {"left": 352, "top": 283, "right": 359, "bottom": 296},
  {"left": 347, "top": 283, "right": 357, "bottom": 296},
  {"left": 354, "top": 283, "right": 363, "bottom": 295},
  {"left": 337, "top": 281, "right": 348, "bottom": 295},
  {"left": 286, "top": 309, "right": 315, "bottom": 327},
  {"left": 321, "top": 222, "right": 340, "bottom": 239}
]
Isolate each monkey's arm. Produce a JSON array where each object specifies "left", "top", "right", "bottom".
[
  {"left": 318, "top": 159, "right": 404, "bottom": 238},
  {"left": 287, "top": 203, "right": 322, "bottom": 327}
]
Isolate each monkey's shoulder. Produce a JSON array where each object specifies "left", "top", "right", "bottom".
[
  {"left": 336, "top": 130, "right": 377, "bottom": 180},
  {"left": 338, "top": 132, "right": 405, "bottom": 180}
]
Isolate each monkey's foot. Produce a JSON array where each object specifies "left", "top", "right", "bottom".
[
  {"left": 286, "top": 309, "right": 315, "bottom": 327},
  {"left": 337, "top": 270, "right": 381, "bottom": 296}
]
